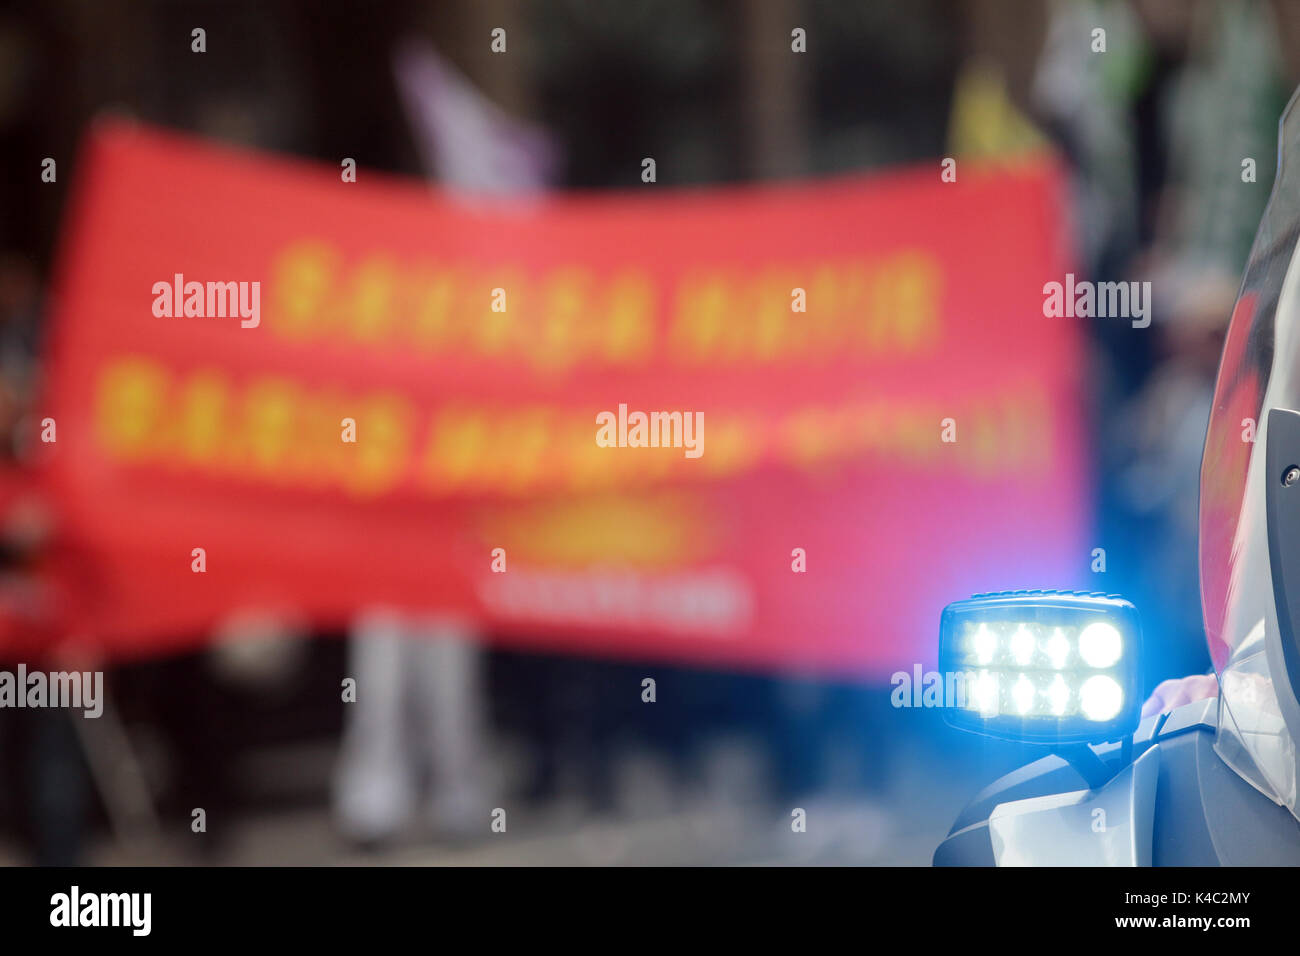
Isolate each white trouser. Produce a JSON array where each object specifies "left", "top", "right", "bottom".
[{"left": 332, "top": 609, "right": 485, "bottom": 840}]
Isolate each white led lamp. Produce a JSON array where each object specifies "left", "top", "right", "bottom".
[{"left": 938, "top": 590, "right": 1142, "bottom": 751}]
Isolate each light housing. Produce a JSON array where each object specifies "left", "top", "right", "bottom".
[{"left": 938, "top": 590, "right": 1142, "bottom": 744}]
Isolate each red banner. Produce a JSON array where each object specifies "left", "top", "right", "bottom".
[{"left": 31, "top": 121, "right": 1087, "bottom": 676}]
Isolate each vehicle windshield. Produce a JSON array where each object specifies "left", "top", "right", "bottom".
[{"left": 1201, "top": 89, "right": 1300, "bottom": 814}]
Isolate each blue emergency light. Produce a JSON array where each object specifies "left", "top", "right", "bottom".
[{"left": 938, "top": 590, "right": 1142, "bottom": 744}]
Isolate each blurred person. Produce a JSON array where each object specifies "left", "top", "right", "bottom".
[
  {"left": 0, "top": 251, "right": 92, "bottom": 865},
  {"left": 332, "top": 612, "right": 488, "bottom": 844},
  {"left": 1119, "top": 289, "right": 1229, "bottom": 718},
  {"left": 1032, "top": 0, "right": 1288, "bottom": 689},
  {"left": 332, "top": 41, "right": 559, "bottom": 845}
]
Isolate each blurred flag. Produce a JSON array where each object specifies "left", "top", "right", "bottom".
[
  {"left": 946, "top": 61, "right": 1047, "bottom": 161},
  {"left": 393, "top": 38, "right": 559, "bottom": 195}
]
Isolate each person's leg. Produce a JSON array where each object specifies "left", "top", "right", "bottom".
[
  {"left": 406, "top": 616, "right": 488, "bottom": 836},
  {"left": 331, "top": 608, "right": 416, "bottom": 844},
  {"left": 27, "top": 708, "right": 90, "bottom": 866}
]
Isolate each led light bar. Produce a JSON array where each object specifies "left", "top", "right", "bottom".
[{"left": 938, "top": 590, "right": 1141, "bottom": 743}]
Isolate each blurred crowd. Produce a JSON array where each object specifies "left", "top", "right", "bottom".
[{"left": 0, "top": 0, "right": 1295, "bottom": 864}]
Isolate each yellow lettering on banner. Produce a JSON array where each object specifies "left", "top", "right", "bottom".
[
  {"left": 806, "top": 266, "right": 842, "bottom": 357},
  {"left": 408, "top": 269, "right": 457, "bottom": 352},
  {"left": 754, "top": 269, "right": 799, "bottom": 361},
  {"left": 886, "top": 251, "right": 941, "bottom": 350},
  {"left": 670, "top": 274, "right": 731, "bottom": 362},
  {"left": 91, "top": 352, "right": 1055, "bottom": 501},
  {"left": 838, "top": 265, "right": 872, "bottom": 348},
  {"left": 866, "top": 269, "right": 897, "bottom": 352},
  {"left": 488, "top": 408, "right": 554, "bottom": 493},
  {"left": 669, "top": 253, "right": 943, "bottom": 364},
  {"left": 602, "top": 272, "right": 654, "bottom": 363},
  {"left": 175, "top": 371, "right": 230, "bottom": 466},
  {"left": 296, "top": 388, "right": 352, "bottom": 487},
  {"left": 265, "top": 239, "right": 942, "bottom": 369},
  {"left": 474, "top": 269, "right": 521, "bottom": 358},
  {"left": 272, "top": 240, "right": 339, "bottom": 340},
  {"left": 535, "top": 267, "right": 586, "bottom": 373},
  {"left": 96, "top": 358, "right": 169, "bottom": 458},
  {"left": 348, "top": 256, "right": 399, "bottom": 342},
  {"left": 421, "top": 409, "right": 490, "bottom": 492},
  {"left": 242, "top": 378, "right": 301, "bottom": 476},
  {"left": 345, "top": 393, "right": 413, "bottom": 497},
  {"left": 479, "top": 495, "right": 703, "bottom": 569}
]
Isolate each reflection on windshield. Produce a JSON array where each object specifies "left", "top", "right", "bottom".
[
  {"left": 1200, "top": 94, "right": 1300, "bottom": 672},
  {"left": 1201, "top": 292, "right": 1263, "bottom": 669},
  {"left": 1200, "top": 90, "right": 1300, "bottom": 820}
]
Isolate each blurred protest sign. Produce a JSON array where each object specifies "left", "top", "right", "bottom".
[{"left": 34, "top": 121, "right": 1087, "bottom": 675}]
